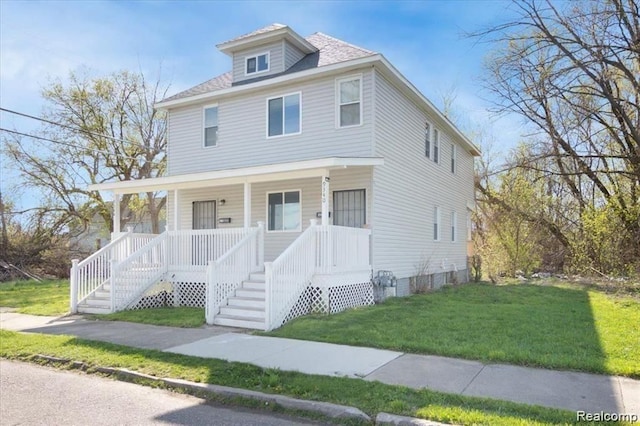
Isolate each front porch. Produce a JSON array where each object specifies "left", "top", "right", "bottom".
[{"left": 74, "top": 157, "right": 382, "bottom": 330}]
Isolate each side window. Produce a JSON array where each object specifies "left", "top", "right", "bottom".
[
  {"left": 425, "top": 122, "right": 431, "bottom": 158},
  {"left": 203, "top": 106, "right": 218, "bottom": 147},
  {"left": 336, "top": 76, "right": 362, "bottom": 127},
  {"left": 451, "top": 144, "right": 457, "bottom": 173},
  {"left": 451, "top": 211, "right": 457, "bottom": 242},
  {"left": 433, "top": 206, "right": 441, "bottom": 241},
  {"left": 433, "top": 129, "right": 440, "bottom": 164}
]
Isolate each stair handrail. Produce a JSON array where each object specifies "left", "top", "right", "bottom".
[
  {"left": 205, "top": 223, "right": 263, "bottom": 325},
  {"left": 265, "top": 220, "right": 318, "bottom": 331},
  {"left": 111, "top": 231, "right": 168, "bottom": 311},
  {"left": 70, "top": 228, "right": 133, "bottom": 313}
]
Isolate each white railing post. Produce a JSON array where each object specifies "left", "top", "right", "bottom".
[
  {"left": 70, "top": 259, "right": 79, "bottom": 313},
  {"left": 264, "top": 261, "right": 273, "bottom": 330},
  {"left": 206, "top": 260, "right": 215, "bottom": 324},
  {"left": 126, "top": 226, "right": 133, "bottom": 258},
  {"left": 257, "top": 221, "right": 265, "bottom": 269},
  {"left": 109, "top": 259, "right": 117, "bottom": 312}
]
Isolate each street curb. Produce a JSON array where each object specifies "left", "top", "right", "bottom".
[
  {"left": 376, "top": 412, "right": 451, "bottom": 425},
  {"left": 31, "top": 354, "right": 371, "bottom": 423}
]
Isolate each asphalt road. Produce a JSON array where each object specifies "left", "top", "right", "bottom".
[{"left": 0, "top": 360, "right": 320, "bottom": 425}]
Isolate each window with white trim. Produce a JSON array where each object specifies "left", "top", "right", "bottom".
[
  {"left": 267, "top": 93, "right": 301, "bottom": 137},
  {"left": 337, "top": 76, "right": 362, "bottom": 127},
  {"left": 246, "top": 52, "right": 269, "bottom": 75},
  {"left": 425, "top": 122, "right": 431, "bottom": 158},
  {"left": 267, "top": 190, "right": 301, "bottom": 231},
  {"left": 451, "top": 144, "right": 457, "bottom": 173},
  {"left": 433, "top": 206, "right": 441, "bottom": 241},
  {"left": 203, "top": 106, "right": 218, "bottom": 147},
  {"left": 451, "top": 211, "right": 457, "bottom": 242},
  {"left": 433, "top": 128, "right": 440, "bottom": 164}
]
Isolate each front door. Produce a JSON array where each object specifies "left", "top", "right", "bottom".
[
  {"left": 333, "top": 189, "right": 366, "bottom": 228},
  {"left": 192, "top": 200, "right": 216, "bottom": 265}
]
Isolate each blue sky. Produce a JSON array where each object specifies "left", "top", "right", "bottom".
[{"left": 0, "top": 0, "right": 523, "bottom": 210}]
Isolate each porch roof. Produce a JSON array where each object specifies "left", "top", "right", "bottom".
[{"left": 89, "top": 157, "right": 384, "bottom": 194}]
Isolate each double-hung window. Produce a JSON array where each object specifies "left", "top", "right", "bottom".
[
  {"left": 433, "top": 206, "right": 441, "bottom": 241},
  {"left": 203, "top": 106, "right": 218, "bottom": 147},
  {"left": 267, "top": 93, "right": 301, "bottom": 137},
  {"left": 433, "top": 128, "right": 440, "bottom": 164},
  {"left": 451, "top": 211, "right": 457, "bottom": 242},
  {"left": 425, "top": 122, "right": 431, "bottom": 158},
  {"left": 451, "top": 144, "right": 457, "bottom": 173},
  {"left": 267, "top": 191, "right": 301, "bottom": 231},
  {"left": 337, "top": 75, "right": 362, "bottom": 127},
  {"left": 246, "top": 52, "right": 269, "bottom": 75}
]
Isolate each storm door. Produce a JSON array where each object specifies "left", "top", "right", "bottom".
[
  {"left": 192, "top": 200, "right": 216, "bottom": 265},
  {"left": 333, "top": 189, "right": 366, "bottom": 228}
]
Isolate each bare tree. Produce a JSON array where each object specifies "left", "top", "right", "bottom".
[
  {"left": 475, "top": 0, "right": 640, "bottom": 274},
  {"left": 3, "top": 69, "right": 168, "bottom": 236}
]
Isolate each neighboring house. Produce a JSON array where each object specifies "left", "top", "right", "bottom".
[{"left": 71, "top": 24, "right": 480, "bottom": 330}]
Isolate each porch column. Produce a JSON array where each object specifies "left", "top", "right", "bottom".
[
  {"left": 113, "top": 193, "right": 121, "bottom": 234},
  {"left": 173, "top": 189, "right": 181, "bottom": 231},
  {"left": 321, "top": 174, "right": 330, "bottom": 225},
  {"left": 244, "top": 182, "right": 252, "bottom": 229}
]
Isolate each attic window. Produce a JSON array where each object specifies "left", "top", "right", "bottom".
[{"left": 246, "top": 53, "right": 269, "bottom": 75}]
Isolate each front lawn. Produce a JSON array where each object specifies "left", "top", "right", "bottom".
[
  {"left": 96, "top": 307, "right": 205, "bottom": 328},
  {"left": 0, "top": 279, "right": 69, "bottom": 316},
  {"left": 0, "top": 330, "right": 576, "bottom": 425},
  {"left": 266, "top": 281, "right": 640, "bottom": 378}
]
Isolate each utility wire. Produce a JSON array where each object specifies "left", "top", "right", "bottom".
[
  {"left": 0, "top": 107, "right": 161, "bottom": 151},
  {"left": 0, "top": 127, "right": 142, "bottom": 161}
]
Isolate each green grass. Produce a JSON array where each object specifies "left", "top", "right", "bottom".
[
  {"left": 95, "top": 307, "right": 205, "bottom": 328},
  {"left": 266, "top": 281, "right": 640, "bottom": 378},
  {"left": 0, "top": 330, "right": 584, "bottom": 426},
  {"left": 0, "top": 279, "right": 69, "bottom": 316}
]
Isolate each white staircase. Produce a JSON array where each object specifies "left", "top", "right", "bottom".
[
  {"left": 77, "top": 283, "right": 112, "bottom": 314},
  {"left": 213, "top": 271, "right": 266, "bottom": 330}
]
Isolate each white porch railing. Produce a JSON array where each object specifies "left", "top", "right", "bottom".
[
  {"left": 111, "top": 232, "right": 168, "bottom": 311},
  {"left": 205, "top": 223, "right": 264, "bottom": 324},
  {"left": 166, "top": 228, "right": 253, "bottom": 270},
  {"left": 70, "top": 228, "right": 156, "bottom": 312},
  {"left": 265, "top": 220, "right": 371, "bottom": 330}
]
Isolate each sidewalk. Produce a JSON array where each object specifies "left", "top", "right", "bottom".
[{"left": 1, "top": 312, "right": 638, "bottom": 414}]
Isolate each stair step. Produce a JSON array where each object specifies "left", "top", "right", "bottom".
[
  {"left": 77, "top": 305, "right": 111, "bottom": 315},
  {"left": 84, "top": 297, "right": 111, "bottom": 307},
  {"left": 213, "top": 314, "right": 265, "bottom": 330},
  {"left": 219, "top": 305, "right": 265, "bottom": 319},
  {"left": 242, "top": 280, "right": 265, "bottom": 290},
  {"left": 249, "top": 273, "right": 265, "bottom": 281},
  {"left": 228, "top": 296, "right": 265, "bottom": 309},
  {"left": 236, "top": 288, "right": 265, "bottom": 298},
  {"left": 94, "top": 290, "right": 110, "bottom": 298}
]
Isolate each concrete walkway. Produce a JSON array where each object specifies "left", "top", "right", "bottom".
[{"left": 1, "top": 312, "right": 638, "bottom": 415}]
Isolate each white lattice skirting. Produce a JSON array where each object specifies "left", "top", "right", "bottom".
[
  {"left": 283, "top": 271, "right": 373, "bottom": 324},
  {"left": 128, "top": 271, "right": 207, "bottom": 310}
]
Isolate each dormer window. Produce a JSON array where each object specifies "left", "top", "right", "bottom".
[{"left": 246, "top": 53, "right": 269, "bottom": 75}]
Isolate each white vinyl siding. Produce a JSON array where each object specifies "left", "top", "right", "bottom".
[
  {"left": 336, "top": 75, "right": 362, "bottom": 127},
  {"left": 284, "top": 41, "right": 305, "bottom": 70},
  {"left": 167, "top": 70, "right": 374, "bottom": 175},
  {"left": 372, "top": 69, "right": 475, "bottom": 279}
]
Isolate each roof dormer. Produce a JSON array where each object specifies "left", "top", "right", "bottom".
[{"left": 216, "top": 23, "right": 318, "bottom": 84}]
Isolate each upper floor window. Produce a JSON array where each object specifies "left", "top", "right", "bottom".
[
  {"left": 425, "top": 122, "right": 431, "bottom": 158},
  {"left": 336, "top": 75, "right": 362, "bottom": 127},
  {"left": 433, "top": 128, "right": 440, "bottom": 164},
  {"left": 451, "top": 144, "right": 457, "bottom": 173},
  {"left": 203, "top": 106, "right": 218, "bottom": 147},
  {"left": 267, "top": 93, "right": 301, "bottom": 137},
  {"left": 246, "top": 52, "right": 269, "bottom": 75},
  {"left": 267, "top": 190, "right": 301, "bottom": 232},
  {"left": 451, "top": 211, "right": 457, "bottom": 242}
]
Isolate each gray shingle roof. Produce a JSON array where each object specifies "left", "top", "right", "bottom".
[
  {"left": 161, "top": 31, "right": 377, "bottom": 104},
  {"left": 218, "top": 23, "right": 287, "bottom": 46}
]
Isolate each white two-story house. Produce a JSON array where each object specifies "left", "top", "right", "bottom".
[{"left": 71, "top": 24, "right": 480, "bottom": 330}]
